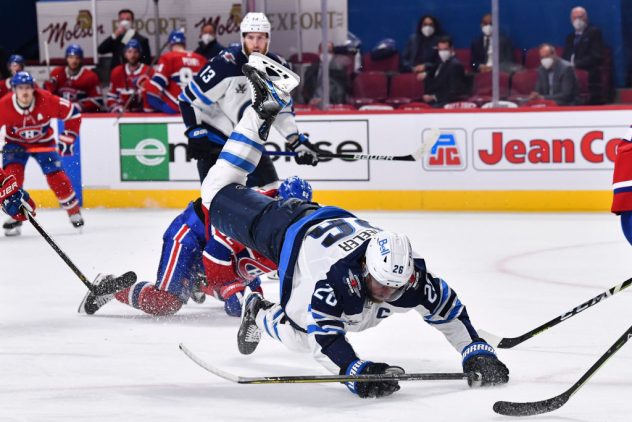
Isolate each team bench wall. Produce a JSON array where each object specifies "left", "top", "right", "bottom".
[{"left": 23, "top": 106, "right": 629, "bottom": 211}]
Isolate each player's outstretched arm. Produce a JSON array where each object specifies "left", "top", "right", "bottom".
[{"left": 413, "top": 266, "right": 509, "bottom": 387}]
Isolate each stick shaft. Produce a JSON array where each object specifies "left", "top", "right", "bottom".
[
  {"left": 27, "top": 213, "right": 94, "bottom": 292},
  {"left": 497, "top": 277, "right": 632, "bottom": 348},
  {"left": 264, "top": 150, "right": 416, "bottom": 161}
]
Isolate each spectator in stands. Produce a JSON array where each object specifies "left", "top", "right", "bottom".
[
  {"left": 44, "top": 44, "right": 103, "bottom": 112},
  {"left": 303, "top": 42, "right": 350, "bottom": 106},
  {"left": 471, "top": 13, "right": 515, "bottom": 73},
  {"left": 561, "top": 6, "right": 603, "bottom": 104},
  {"left": 401, "top": 15, "right": 443, "bottom": 79},
  {"left": 195, "top": 23, "right": 225, "bottom": 60},
  {"left": 530, "top": 43, "right": 578, "bottom": 106},
  {"left": 422, "top": 37, "right": 467, "bottom": 107},
  {"left": 98, "top": 9, "right": 151, "bottom": 70}
]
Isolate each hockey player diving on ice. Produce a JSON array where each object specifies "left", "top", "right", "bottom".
[{"left": 196, "top": 51, "right": 510, "bottom": 398}]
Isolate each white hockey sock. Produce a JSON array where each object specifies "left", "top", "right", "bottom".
[
  {"left": 201, "top": 107, "right": 267, "bottom": 208},
  {"left": 255, "top": 303, "right": 311, "bottom": 353}
]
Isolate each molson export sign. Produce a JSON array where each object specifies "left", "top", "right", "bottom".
[{"left": 472, "top": 126, "right": 624, "bottom": 170}]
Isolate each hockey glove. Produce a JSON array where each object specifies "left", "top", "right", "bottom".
[
  {"left": 462, "top": 341, "right": 509, "bottom": 387},
  {"left": 342, "top": 359, "right": 405, "bottom": 398},
  {"left": 287, "top": 133, "right": 320, "bottom": 166},
  {"left": 185, "top": 126, "right": 223, "bottom": 160},
  {"left": 0, "top": 175, "right": 36, "bottom": 221},
  {"left": 220, "top": 280, "right": 247, "bottom": 317},
  {"left": 58, "top": 132, "right": 76, "bottom": 156}
]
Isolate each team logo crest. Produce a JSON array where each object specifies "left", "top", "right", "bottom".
[
  {"left": 236, "top": 257, "right": 274, "bottom": 281},
  {"left": 16, "top": 127, "right": 43, "bottom": 140},
  {"left": 235, "top": 83, "right": 247, "bottom": 94},
  {"left": 344, "top": 269, "right": 362, "bottom": 298},
  {"left": 221, "top": 51, "right": 236, "bottom": 65}
]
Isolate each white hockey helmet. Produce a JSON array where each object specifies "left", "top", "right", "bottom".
[
  {"left": 364, "top": 231, "right": 414, "bottom": 289},
  {"left": 241, "top": 12, "right": 271, "bottom": 55}
]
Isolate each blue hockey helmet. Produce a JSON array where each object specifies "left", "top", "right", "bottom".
[
  {"left": 11, "top": 71, "right": 35, "bottom": 87},
  {"left": 168, "top": 30, "right": 186, "bottom": 46},
  {"left": 278, "top": 176, "right": 313, "bottom": 202},
  {"left": 8, "top": 54, "right": 25, "bottom": 66},
  {"left": 125, "top": 39, "right": 143, "bottom": 53},
  {"left": 65, "top": 44, "right": 84, "bottom": 58}
]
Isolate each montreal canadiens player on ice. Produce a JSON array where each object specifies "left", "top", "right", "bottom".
[
  {"left": 612, "top": 125, "right": 632, "bottom": 246},
  {"left": 44, "top": 44, "right": 103, "bottom": 112},
  {"left": 1, "top": 71, "right": 84, "bottom": 236},
  {"left": 145, "top": 30, "right": 206, "bottom": 114},
  {"left": 197, "top": 53, "right": 509, "bottom": 398},
  {"left": 78, "top": 176, "right": 313, "bottom": 317},
  {"left": 178, "top": 12, "right": 321, "bottom": 183}
]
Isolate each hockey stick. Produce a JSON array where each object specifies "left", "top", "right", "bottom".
[
  {"left": 265, "top": 128, "right": 441, "bottom": 162},
  {"left": 493, "top": 323, "right": 632, "bottom": 416},
  {"left": 26, "top": 211, "right": 95, "bottom": 292},
  {"left": 0, "top": 147, "right": 57, "bottom": 154},
  {"left": 179, "top": 343, "right": 476, "bottom": 384},
  {"left": 479, "top": 277, "right": 632, "bottom": 349},
  {"left": 25, "top": 211, "right": 136, "bottom": 295}
]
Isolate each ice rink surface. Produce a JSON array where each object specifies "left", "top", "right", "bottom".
[{"left": 1, "top": 208, "right": 630, "bottom": 422}]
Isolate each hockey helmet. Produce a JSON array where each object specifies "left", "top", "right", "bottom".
[
  {"left": 125, "top": 39, "right": 143, "bottom": 53},
  {"left": 11, "top": 71, "right": 35, "bottom": 87},
  {"left": 278, "top": 176, "right": 313, "bottom": 202},
  {"left": 8, "top": 54, "right": 25, "bottom": 66},
  {"left": 168, "top": 30, "right": 186, "bottom": 46},
  {"left": 240, "top": 12, "right": 271, "bottom": 54},
  {"left": 364, "top": 231, "right": 414, "bottom": 301},
  {"left": 65, "top": 44, "right": 84, "bottom": 58}
]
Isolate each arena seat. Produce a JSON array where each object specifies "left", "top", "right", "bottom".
[
  {"left": 361, "top": 51, "right": 400, "bottom": 73},
  {"left": 386, "top": 72, "right": 424, "bottom": 106},
  {"left": 351, "top": 71, "right": 388, "bottom": 106}
]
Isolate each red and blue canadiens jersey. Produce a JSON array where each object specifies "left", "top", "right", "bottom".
[
  {"left": 0, "top": 89, "right": 81, "bottom": 146},
  {"left": 44, "top": 66, "right": 102, "bottom": 112},
  {"left": 612, "top": 127, "right": 632, "bottom": 213}
]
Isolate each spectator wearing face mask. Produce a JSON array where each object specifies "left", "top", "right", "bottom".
[
  {"left": 401, "top": 15, "right": 444, "bottom": 79},
  {"left": 422, "top": 37, "right": 467, "bottom": 107},
  {"left": 303, "top": 42, "right": 350, "bottom": 106},
  {"left": 98, "top": 9, "right": 151, "bottom": 70},
  {"left": 470, "top": 13, "right": 515, "bottom": 73},
  {"left": 529, "top": 43, "right": 578, "bottom": 106},
  {"left": 194, "top": 23, "right": 225, "bottom": 60},
  {"left": 561, "top": 6, "right": 603, "bottom": 104}
]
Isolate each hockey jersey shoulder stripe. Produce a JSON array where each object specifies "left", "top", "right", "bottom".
[{"left": 189, "top": 80, "right": 213, "bottom": 105}]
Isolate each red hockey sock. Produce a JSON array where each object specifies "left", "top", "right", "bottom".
[
  {"left": 115, "top": 281, "right": 183, "bottom": 316},
  {"left": 46, "top": 171, "right": 80, "bottom": 215},
  {"left": 4, "top": 163, "right": 25, "bottom": 186}
]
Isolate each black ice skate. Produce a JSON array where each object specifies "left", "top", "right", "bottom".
[
  {"left": 237, "top": 292, "right": 273, "bottom": 355},
  {"left": 69, "top": 212, "right": 84, "bottom": 229},
  {"left": 3, "top": 217, "right": 22, "bottom": 237},
  {"left": 78, "top": 271, "right": 137, "bottom": 315},
  {"left": 242, "top": 53, "right": 299, "bottom": 138}
]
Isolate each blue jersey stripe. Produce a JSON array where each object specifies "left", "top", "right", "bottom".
[
  {"left": 228, "top": 132, "right": 264, "bottom": 152},
  {"left": 189, "top": 80, "right": 213, "bottom": 105},
  {"left": 218, "top": 151, "right": 256, "bottom": 173}
]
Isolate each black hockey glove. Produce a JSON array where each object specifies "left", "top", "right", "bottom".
[
  {"left": 287, "top": 133, "right": 320, "bottom": 166},
  {"left": 185, "top": 126, "right": 223, "bottom": 160},
  {"left": 342, "top": 359, "right": 405, "bottom": 398},
  {"left": 462, "top": 341, "right": 509, "bottom": 387}
]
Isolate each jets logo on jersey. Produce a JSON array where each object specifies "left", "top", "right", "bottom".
[
  {"left": 235, "top": 83, "right": 247, "bottom": 94},
  {"left": 221, "top": 51, "right": 236, "bottom": 64},
  {"left": 423, "top": 129, "right": 467, "bottom": 171},
  {"left": 344, "top": 269, "right": 362, "bottom": 298},
  {"left": 236, "top": 256, "right": 274, "bottom": 281}
]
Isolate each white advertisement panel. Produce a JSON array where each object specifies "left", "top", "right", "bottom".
[
  {"left": 36, "top": 0, "right": 348, "bottom": 61},
  {"left": 20, "top": 109, "right": 628, "bottom": 192}
]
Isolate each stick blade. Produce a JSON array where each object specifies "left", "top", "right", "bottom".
[{"left": 493, "top": 393, "right": 570, "bottom": 417}]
